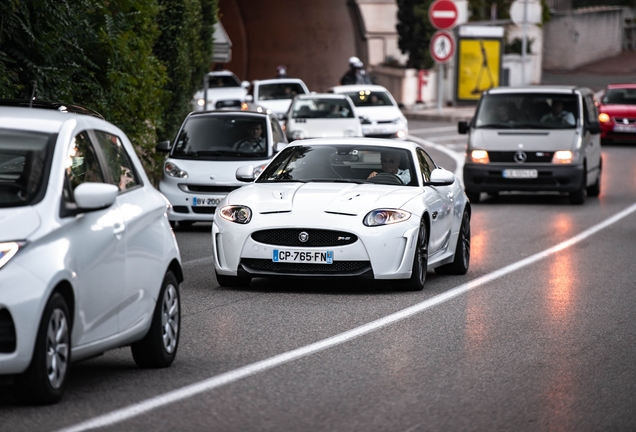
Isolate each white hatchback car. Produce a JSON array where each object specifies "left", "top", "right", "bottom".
[
  {"left": 283, "top": 93, "right": 362, "bottom": 141},
  {"left": 191, "top": 70, "right": 250, "bottom": 112},
  {"left": 246, "top": 78, "right": 310, "bottom": 119},
  {"left": 157, "top": 110, "right": 287, "bottom": 226},
  {"left": 330, "top": 85, "right": 408, "bottom": 139},
  {"left": 0, "top": 104, "right": 183, "bottom": 404}
]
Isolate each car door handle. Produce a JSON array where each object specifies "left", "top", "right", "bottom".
[{"left": 432, "top": 211, "right": 439, "bottom": 220}]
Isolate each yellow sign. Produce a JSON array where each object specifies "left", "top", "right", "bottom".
[{"left": 457, "top": 39, "right": 501, "bottom": 101}]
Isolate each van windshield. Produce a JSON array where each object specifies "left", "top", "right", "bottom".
[{"left": 474, "top": 93, "right": 579, "bottom": 130}]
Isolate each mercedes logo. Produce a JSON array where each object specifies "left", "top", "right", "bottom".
[
  {"left": 514, "top": 150, "right": 527, "bottom": 164},
  {"left": 298, "top": 232, "right": 309, "bottom": 243}
]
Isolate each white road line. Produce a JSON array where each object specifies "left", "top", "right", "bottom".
[
  {"left": 409, "top": 126, "right": 457, "bottom": 134},
  {"left": 420, "top": 134, "right": 465, "bottom": 142},
  {"left": 183, "top": 256, "right": 213, "bottom": 267},
  {"left": 57, "top": 202, "right": 636, "bottom": 432},
  {"left": 408, "top": 135, "right": 465, "bottom": 184}
]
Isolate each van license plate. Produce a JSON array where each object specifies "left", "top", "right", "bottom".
[{"left": 503, "top": 169, "right": 538, "bottom": 179}]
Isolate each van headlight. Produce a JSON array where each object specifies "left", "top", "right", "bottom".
[
  {"left": 0, "top": 241, "right": 26, "bottom": 269},
  {"left": 552, "top": 150, "right": 573, "bottom": 164},
  {"left": 470, "top": 150, "right": 489, "bottom": 164}
]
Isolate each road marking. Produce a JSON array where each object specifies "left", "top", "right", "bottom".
[
  {"left": 183, "top": 256, "right": 213, "bottom": 267},
  {"left": 409, "top": 126, "right": 457, "bottom": 134},
  {"left": 57, "top": 202, "right": 636, "bottom": 432},
  {"left": 408, "top": 135, "right": 465, "bottom": 184}
]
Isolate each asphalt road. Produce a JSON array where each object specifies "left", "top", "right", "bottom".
[{"left": 2, "top": 120, "right": 636, "bottom": 431}]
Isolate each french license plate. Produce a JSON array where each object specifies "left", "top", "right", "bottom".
[
  {"left": 273, "top": 250, "right": 333, "bottom": 264},
  {"left": 614, "top": 124, "right": 636, "bottom": 133},
  {"left": 366, "top": 127, "right": 387, "bottom": 134},
  {"left": 503, "top": 169, "right": 538, "bottom": 179},
  {"left": 192, "top": 196, "right": 223, "bottom": 207}
]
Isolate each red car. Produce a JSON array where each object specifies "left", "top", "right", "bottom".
[{"left": 598, "top": 83, "right": 636, "bottom": 144}]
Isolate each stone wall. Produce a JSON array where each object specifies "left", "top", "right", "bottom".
[{"left": 543, "top": 7, "right": 623, "bottom": 71}]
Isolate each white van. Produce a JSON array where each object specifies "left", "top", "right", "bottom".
[{"left": 459, "top": 86, "right": 602, "bottom": 204}]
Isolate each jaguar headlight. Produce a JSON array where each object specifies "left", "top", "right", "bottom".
[
  {"left": 219, "top": 205, "right": 252, "bottom": 224},
  {"left": 164, "top": 161, "right": 188, "bottom": 178},
  {"left": 363, "top": 209, "right": 411, "bottom": 227},
  {"left": 0, "top": 241, "right": 26, "bottom": 269}
]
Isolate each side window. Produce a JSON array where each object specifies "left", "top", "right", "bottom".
[
  {"left": 417, "top": 148, "right": 435, "bottom": 183},
  {"left": 271, "top": 118, "right": 285, "bottom": 144},
  {"left": 92, "top": 130, "right": 141, "bottom": 192},
  {"left": 64, "top": 131, "right": 105, "bottom": 203},
  {"left": 584, "top": 95, "right": 598, "bottom": 123}
]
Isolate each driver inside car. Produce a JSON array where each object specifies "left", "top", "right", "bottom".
[{"left": 367, "top": 150, "right": 410, "bottom": 185}]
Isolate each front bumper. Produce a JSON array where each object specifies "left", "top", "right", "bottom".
[
  {"left": 600, "top": 123, "right": 636, "bottom": 142},
  {"left": 362, "top": 124, "right": 408, "bottom": 140},
  {"left": 0, "top": 262, "right": 49, "bottom": 375},
  {"left": 463, "top": 163, "right": 584, "bottom": 193},
  {"left": 159, "top": 180, "right": 241, "bottom": 222},
  {"left": 212, "top": 217, "right": 420, "bottom": 280}
]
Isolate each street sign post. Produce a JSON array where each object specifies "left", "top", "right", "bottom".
[
  {"left": 429, "top": 0, "right": 459, "bottom": 113},
  {"left": 429, "top": 0, "right": 459, "bottom": 30},
  {"left": 430, "top": 30, "right": 455, "bottom": 64}
]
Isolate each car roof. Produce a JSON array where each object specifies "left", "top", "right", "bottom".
[
  {"left": 254, "top": 78, "right": 307, "bottom": 86},
  {"left": 295, "top": 93, "right": 349, "bottom": 100},
  {"left": 606, "top": 83, "right": 636, "bottom": 90},
  {"left": 0, "top": 99, "right": 104, "bottom": 119},
  {"left": 0, "top": 106, "right": 104, "bottom": 134},
  {"left": 485, "top": 85, "right": 590, "bottom": 95},
  {"left": 189, "top": 110, "right": 270, "bottom": 119},
  {"left": 283, "top": 137, "right": 419, "bottom": 151},
  {"left": 330, "top": 84, "right": 389, "bottom": 93},
  {"left": 206, "top": 70, "right": 239, "bottom": 77}
]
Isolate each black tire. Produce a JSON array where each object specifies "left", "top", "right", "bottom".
[
  {"left": 13, "top": 293, "right": 71, "bottom": 405},
  {"left": 215, "top": 271, "right": 251, "bottom": 288},
  {"left": 435, "top": 209, "right": 470, "bottom": 275},
  {"left": 131, "top": 271, "right": 180, "bottom": 368},
  {"left": 587, "top": 161, "right": 602, "bottom": 198},
  {"left": 465, "top": 190, "right": 481, "bottom": 203},
  {"left": 393, "top": 218, "right": 429, "bottom": 291},
  {"left": 569, "top": 171, "right": 586, "bottom": 205}
]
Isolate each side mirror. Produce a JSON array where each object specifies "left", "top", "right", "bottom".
[
  {"left": 274, "top": 142, "right": 288, "bottom": 152},
  {"left": 74, "top": 183, "right": 119, "bottom": 210},
  {"left": 155, "top": 141, "right": 171, "bottom": 152},
  {"left": 458, "top": 121, "right": 469, "bottom": 135},
  {"left": 587, "top": 121, "right": 601, "bottom": 135},
  {"left": 241, "top": 80, "right": 250, "bottom": 89},
  {"left": 236, "top": 165, "right": 256, "bottom": 182},
  {"left": 425, "top": 168, "right": 455, "bottom": 187},
  {"left": 244, "top": 95, "right": 254, "bottom": 103}
]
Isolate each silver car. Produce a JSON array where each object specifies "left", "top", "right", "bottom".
[
  {"left": 460, "top": 86, "right": 602, "bottom": 205},
  {"left": 157, "top": 110, "right": 288, "bottom": 226}
]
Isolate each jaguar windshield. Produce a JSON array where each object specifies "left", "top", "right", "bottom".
[{"left": 474, "top": 93, "right": 579, "bottom": 129}]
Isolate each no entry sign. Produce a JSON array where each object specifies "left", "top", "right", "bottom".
[
  {"left": 430, "top": 30, "right": 455, "bottom": 63},
  {"left": 429, "top": 0, "right": 459, "bottom": 30}
]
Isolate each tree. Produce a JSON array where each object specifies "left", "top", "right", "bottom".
[{"left": 397, "top": 0, "right": 436, "bottom": 70}]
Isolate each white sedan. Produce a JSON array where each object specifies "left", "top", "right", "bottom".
[
  {"left": 330, "top": 84, "right": 408, "bottom": 139},
  {"left": 212, "top": 138, "right": 470, "bottom": 290},
  {"left": 0, "top": 104, "right": 182, "bottom": 404},
  {"left": 283, "top": 93, "right": 363, "bottom": 141}
]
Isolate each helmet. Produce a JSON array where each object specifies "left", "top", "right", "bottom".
[
  {"left": 353, "top": 60, "right": 364, "bottom": 68},
  {"left": 348, "top": 56, "right": 361, "bottom": 66},
  {"left": 276, "top": 65, "right": 287, "bottom": 78}
]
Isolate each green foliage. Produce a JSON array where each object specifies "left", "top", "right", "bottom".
[
  {"left": 0, "top": 0, "right": 217, "bottom": 184},
  {"left": 396, "top": 0, "right": 436, "bottom": 70}
]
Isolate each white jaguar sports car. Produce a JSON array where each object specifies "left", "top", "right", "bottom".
[{"left": 212, "top": 138, "right": 471, "bottom": 291}]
